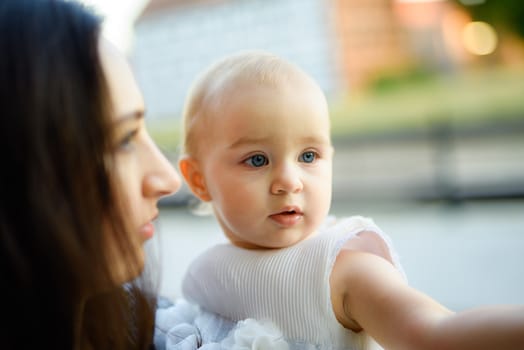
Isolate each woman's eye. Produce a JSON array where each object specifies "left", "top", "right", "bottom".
[
  {"left": 118, "top": 130, "right": 138, "bottom": 151},
  {"left": 245, "top": 154, "right": 268, "bottom": 167},
  {"left": 299, "top": 151, "right": 316, "bottom": 163}
]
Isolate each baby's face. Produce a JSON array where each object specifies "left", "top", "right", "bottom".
[{"left": 198, "top": 77, "right": 333, "bottom": 249}]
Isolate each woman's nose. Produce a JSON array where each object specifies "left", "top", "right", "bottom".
[
  {"left": 270, "top": 163, "right": 303, "bottom": 195},
  {"left": 143, "top": 143, "right": 182, "bottom": 199}
]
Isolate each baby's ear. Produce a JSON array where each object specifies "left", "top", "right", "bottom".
[{"left": 178, "top": 156, "right": 212, "bottom": 202}]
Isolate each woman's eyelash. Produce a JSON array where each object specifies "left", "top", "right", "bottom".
[{"left": 118, "top": 129, "right": 138, "bottom": 149}]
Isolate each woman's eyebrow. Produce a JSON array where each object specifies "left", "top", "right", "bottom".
[{"left": 114, "top": 110, "right": 145, "bottom": 124}]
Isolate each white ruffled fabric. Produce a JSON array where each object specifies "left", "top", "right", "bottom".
[
  {"left": 221, "top": 318, "right": 289, "bottom": 350},
  {"left": 155, "top": 298, "right": 290, "bottom": 350}
]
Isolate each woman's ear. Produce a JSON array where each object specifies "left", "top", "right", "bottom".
[{"left": 179, "top": 156, "right": 212, "bottom": 202}]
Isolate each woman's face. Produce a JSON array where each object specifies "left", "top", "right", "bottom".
[{"left": 99, "top": 39, "right": 181, "bottom": 283}]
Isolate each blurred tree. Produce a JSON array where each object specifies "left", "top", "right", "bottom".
[{"left": 454, "top": 0, "right": 524, "bottom": 38}]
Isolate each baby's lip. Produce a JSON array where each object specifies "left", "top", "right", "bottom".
[
  {"left": 269, "top": 206, "right": 303, "bottom": 227},
  {"left": 270, "top": 205, "right": 303, "bottom": 216}
]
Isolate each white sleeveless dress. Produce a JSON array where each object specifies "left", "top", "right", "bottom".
[{"left": 182, "top": 216, "right": 406, "bottom": 350}]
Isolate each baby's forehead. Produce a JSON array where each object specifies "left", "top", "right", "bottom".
[
  {"left": 197, "top": 54, "right": 327, "bottom": 119},
  {"left": 214, "top": 54, "right": 307, "bottom": 86},
  {"left": 213, "top": 69, "right": 317, "bottom": 104}
]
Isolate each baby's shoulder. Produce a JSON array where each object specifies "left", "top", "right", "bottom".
[
  {"left": 326, "top": 215, "right": 407, "bottom": 280},
  {"left": 320, "top": 215, "right": 379, "bottom": 234}
]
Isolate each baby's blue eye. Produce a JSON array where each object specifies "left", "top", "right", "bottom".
[
  {"left": 299, "top": 151, "right": 316, "bottom": 163},
  {"left": 245, "top": 154, "right": 268, "bottom": 167}
]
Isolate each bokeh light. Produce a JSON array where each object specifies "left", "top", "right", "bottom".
[{"left": 462, "top": 21, "right": 498, "bottom": 55}]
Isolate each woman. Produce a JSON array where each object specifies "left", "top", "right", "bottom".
[{"left": 0, "top": 0, "right": 180, "bottom": 348}]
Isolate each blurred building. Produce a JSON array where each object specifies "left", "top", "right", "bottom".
[
  {"left": 131, "top": 0, "right": 418, "bottom": 120},
  {"left": 131, "top": 0, "right": 514, "bottom": 121},
  {"left": 331, "top": 0, "right": 410, "bottom": 90}
]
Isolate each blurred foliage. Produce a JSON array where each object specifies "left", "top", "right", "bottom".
[
  {"left": 453, "top": 0, "right": 524, "bottom": 38},
  {"left": 368, "top": 66, "right": 436, "bottom": 95},
  {"left": 329, "top": 66, "right": 524, "bottom": 140}
]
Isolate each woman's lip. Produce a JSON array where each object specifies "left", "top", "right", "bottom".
[{"left": 139, "top": 222, "right": 155, "bottom": 241}]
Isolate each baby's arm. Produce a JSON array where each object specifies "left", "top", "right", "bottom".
[{"left": 330, "top": 233, "right": 524, "bottom": 350}]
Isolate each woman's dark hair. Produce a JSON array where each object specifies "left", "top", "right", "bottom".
[{"left": 0, "top": 0, "right": 155, "bottom": 348}]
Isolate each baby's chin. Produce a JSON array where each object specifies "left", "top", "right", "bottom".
[{"left": 231, "top": 231, "right": 318, "bottom": 250}]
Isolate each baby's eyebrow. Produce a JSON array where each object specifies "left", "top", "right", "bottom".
[
  {"left": 229, "top": 135, "right": 331, "bottom": 149},
  {"left": 300, "top": 135, "right": 331, "bottom": 145},
  {"left": 229, "top": 136, "right": 270, "bottom": 148}
]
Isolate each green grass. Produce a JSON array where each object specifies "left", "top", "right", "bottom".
[{"left": 329, "top": 66, "right": 524, "bottom": 139}]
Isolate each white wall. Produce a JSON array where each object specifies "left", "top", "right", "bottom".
[{"left": 131, "top": 0, "right": 339, "bottom": 120}]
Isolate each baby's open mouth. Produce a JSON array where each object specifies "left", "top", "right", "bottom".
[{"left": 269, "top": 209, "right": 303, "bottom": 226}]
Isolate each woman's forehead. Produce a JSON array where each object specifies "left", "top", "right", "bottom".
[{"left": 98, "top": 38, "right": 144, "bottom": 120}]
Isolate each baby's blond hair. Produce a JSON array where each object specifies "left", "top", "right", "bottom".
[{"left": 180, "top": 50, "right": 318, "bottom": 157}]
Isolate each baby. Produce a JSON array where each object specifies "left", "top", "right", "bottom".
[{"left": 178, "top": 50, "right": 524, "bottom": 349}]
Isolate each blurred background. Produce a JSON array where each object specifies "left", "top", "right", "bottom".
[{"left": 83, "top": 0, "right": 524, "bottom": 309}]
